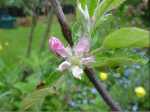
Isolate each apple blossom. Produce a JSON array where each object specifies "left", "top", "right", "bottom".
[{"left": 49, "top": 36, "right": 95, "bottom": 79}]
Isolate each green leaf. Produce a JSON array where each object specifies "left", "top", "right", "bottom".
[
  {"left": 95, "top": 0, "right": 126, "bottom": 18},
  {"left": 93, "top": 57, "right": 145, "bottom": 67},
  {"left": 78, "top": 0, "right": 98, "bottom": 16},
  {"left": 21, "top": 87, "right": 52, "bottom": 111},
  {"left": 102, "top": 27, "right": 150, "bottom": 49},
  {"left": 14, "top": 82, "right": 36, "bottom": 94},
  {"left": 93, "top": 49, "right": 148, "bottom": 67},
  {"left": 45, "top": 71, "right": 61, "bottom": 85},
  {"left": 14, "top": 73, "right": 40, "bottom": 94},
  {"left": 108, "top": 0, "right": 126, "bottom": 10},
  {"left": 21, "top": 75, "right": 65, "bottom": 111},
  {"left": 88, "top": 0, "right": 98, "bottom": 16},
  {"left": 79, "top": 0, "right": 87, "bottom": 9}
]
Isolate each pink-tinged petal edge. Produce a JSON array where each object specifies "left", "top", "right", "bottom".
[
  {"left": 81, "top": 56, "right": 95, "bottom": 65},
  {"left": 74, "top": 37, "right": 90, "bottom": 55},
  {"left": 49, "top": 37, "right": 68, "bottom": 57}
]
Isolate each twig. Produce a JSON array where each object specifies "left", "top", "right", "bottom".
[
  {"left": 84, "top": 67, "right": 121, "bottom": 111},
  {"left": 49, "top": 0, "right": 121, "bottom": 111},
  {"left": 50, "top": 0, "right": 73, "bottom": 47}
]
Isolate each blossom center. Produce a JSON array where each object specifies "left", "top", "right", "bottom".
[{"left": 69, "top": 56, "right": 81, "bottom": 65}]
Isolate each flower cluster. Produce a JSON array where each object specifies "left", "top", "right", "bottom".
[{"left": 49, "top": 36, "right": 95, "bottom": 79}]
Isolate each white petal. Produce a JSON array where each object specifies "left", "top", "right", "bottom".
[
  {"left": 57, "top": 61, "right": 71, "bottom": 72},
  {"left": 65, "top": 46, "right": 72, "bottom": 56},
  {"left": 71, "top": 66, "right": 83, "bottom": 79}
]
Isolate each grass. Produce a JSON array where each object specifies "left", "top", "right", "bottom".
[{"left": 0, "top": 18, "right": 62, "bottom": 65}]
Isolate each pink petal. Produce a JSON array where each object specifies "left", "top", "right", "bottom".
[
  {"left": 81, "top": 56, "right": 95, "bottom": 65},
  {"left": 57, "top": 61, "right": 71, "bottom": 71},
  {"left": 49, "top": 37, "right": 68, "bottom": 57},
  {"left": 74, "top": 37, "right": 90, "bottom": 55}
]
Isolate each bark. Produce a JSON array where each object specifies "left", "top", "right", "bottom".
[
  {"left": 49, "top": 0, "right": 73, "bottom": 47},
  {"left": 84, "top": 67, "right": 121, "bottom": 111}
]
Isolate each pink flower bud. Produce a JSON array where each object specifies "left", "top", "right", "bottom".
[{"left": 49, "top": 37, "right": 68, "bottom": 57}]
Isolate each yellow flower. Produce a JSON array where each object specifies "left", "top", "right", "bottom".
[
  {"left": 135, "top": 86, "right": 146, "bottom": 98},
  {"left": 0, "top": 44, "right": 3, "bottom": 51},
  {"left": 99, "top": 72, "right": 108, "bottom": 81},
  {"left": 5, "top": 42, "right": 9, "bottom": 46}
]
